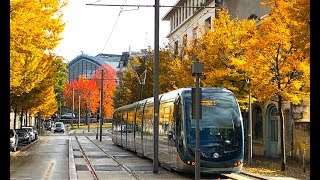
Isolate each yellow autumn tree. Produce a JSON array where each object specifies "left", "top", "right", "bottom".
[
  {"left": 10, "top": 0, "right": 66, "bottom": 119},
  {"left": 238, "top": 0, "right": 310, "bottom": 171},
  {"left": 186, "top": 9, "right": 257, "bottom": 109}
]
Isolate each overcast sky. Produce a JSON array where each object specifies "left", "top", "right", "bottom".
[{"left": 53, "top": 0, "right": 175, "bottom": 62}]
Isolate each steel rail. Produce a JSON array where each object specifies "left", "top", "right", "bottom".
[
  {"left": 74, "top": 132, "right": 100, "bottom": 180},
  {"left": 84, "top": 135, "right": 142, "bottom": 180}
]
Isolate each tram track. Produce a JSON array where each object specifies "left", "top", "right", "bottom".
[
  {"left": 73, "top": 130, "right": 100, "bottom": 180},
  {"left": 72, "top": 129, "right": 268, "bottom": 180},
  {"left": 73, "top": 129, "right": 142, "bottom": 180}
]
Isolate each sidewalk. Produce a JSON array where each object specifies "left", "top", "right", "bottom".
[{"left": 241, "top": 155, "right": 310, "bottom": 180}]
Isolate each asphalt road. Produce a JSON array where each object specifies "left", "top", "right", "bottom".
[{"left": 10, "top": 132, "right": 69, "bottom": 179}]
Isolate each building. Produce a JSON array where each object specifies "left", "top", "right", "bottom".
[
  {"left": 67, "top": 53, "right": 122, "bottom": 82},
  {"left": 162, "top": 0, "right": 269, "bottom": 53},
  {"left": 162, "top": 0, "right": 309, "bottom": 161}
]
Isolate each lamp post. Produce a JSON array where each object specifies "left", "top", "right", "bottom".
[
  {"left": 134, "top": 68, "right": 147, "bottom": 100},
  {"left": 245, "top": 78, "right": 252, "bottom": 166}
]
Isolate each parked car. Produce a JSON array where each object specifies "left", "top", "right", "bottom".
[
  {"left": 22, "top": 127, "right": 36, "bottom": 141},
  {"left": 15, "top": 129, "right": 31, "bottom": 145},
  {"left": 10, "top": 129, "right": 19, "bottom": 152},
  {"left": 61, "top": 113, "right": 75, "bottom": 119},
  {"left": 26, "top": 126, "right": 38, "bottom": 140},
  {"left": 54, "top": 122, "right": 65, "bottom": 133},
  {"left": 43, "top": 121, "right": 52, "bottom": 131}
]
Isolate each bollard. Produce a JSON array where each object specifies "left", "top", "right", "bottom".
[{"left": 303, "top": 148, "right": 306, "bottom": 172}]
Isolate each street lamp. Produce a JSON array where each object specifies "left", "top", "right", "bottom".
[
  {"left": 133, "top": 68, "right": 147, "bottom": 100},
  {"left": 245, "top": 78, "right": 252, "bottom": 166}
]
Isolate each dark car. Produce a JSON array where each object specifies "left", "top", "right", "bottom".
[
  {"left": 10, "top": 129, "right": 19, "bottom": 152},
  {"left": 15, "top": 129, "right": 31, "bottom": 145},
  {"left": 43, "top": 121, "right": 52, "bottom": 131}
]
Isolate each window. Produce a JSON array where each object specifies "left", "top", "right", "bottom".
[
  {"left": 254, "top": 107, "right": 263, "bottom": 140},
  {"left": 192, "top": 27, "right": 197, "bottom": 39},
  {"left": 205, "top": 16, "right": 211, "bottom": 31},
  {"left": 183, "top": 34, "right": 187, "bottom": 47},
  {"left": 174, "top": 40, "right": 179, "bottom": 54}
]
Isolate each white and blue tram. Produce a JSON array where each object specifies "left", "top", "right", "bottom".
[{"left": 112, "top": 87, "right": 244, "bottom": 174}]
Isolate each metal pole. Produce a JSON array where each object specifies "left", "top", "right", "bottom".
[
  {"left": 88, "top": 90, "right": 91, "bottom": 132},
  {"left": 153, "top": 0, "right": 159, "bottom": 173},
  {"left": 248, "top": 89, "right": 252, "bottom": 165},
  {"left": 72, "top": 88, "right": 74, "bottom": 128},
  {"left": 96, "top": 89, "right": 101, "bottom": 139},
  {"left": 195, "top": 75, "right": 200, "bottom": 180},
  {"left": 59, "top": 99, "right": 62, "bottom": 121},
  {"left": 100, "top": 70, "right": 104, "bottom": 142},
  {"left": 78, "top": 94, "right": 81, "bottom": 128}
]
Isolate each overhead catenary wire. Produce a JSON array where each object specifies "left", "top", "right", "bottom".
[
  {"left": 90, "top": 2, "right": 219, "bottom": 52},
  {"left": 101, "top": 0, "right": 128, "bottom": 52}
]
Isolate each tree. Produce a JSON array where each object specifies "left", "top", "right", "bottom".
[
  {"left": 185, "top": 9, "right": 258, "bottom": 110},
  {"left": 10, "top": 0, "right": 66, "bottom": 96},
  {"left": 239, "top": 0, "right": 310, "bottom": 171},
  {"left": 92, "top": 65, "right": 117, "bottom": 119},
  {"left": 64, "top": 76, "right": 100, "bottom": 117},
  {"left": 10, "top": 0, "right": 66, "bottom": 124}
]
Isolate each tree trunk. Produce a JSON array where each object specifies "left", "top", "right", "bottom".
[
  {"left": 20, "top": 110, "right": 23, "bottom": 129},
  {"left": 278, "top": 95, "right": 286, "bottom": 171},
  {"left": 14, "top": 107, "right": 17, "bottom": 129},
  {"left": 25, "top": 111, "right": 28, "bottom": 126}
]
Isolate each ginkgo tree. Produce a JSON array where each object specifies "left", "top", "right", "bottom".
[
  {"left": 185, "top": 9, "right": 258, "bottom": 110},
  {"left": 239, "top": 0, "right": 310, "bottom": 171},
  {"left": 10, "top": 0, "right": 66, "bottom": 125}
]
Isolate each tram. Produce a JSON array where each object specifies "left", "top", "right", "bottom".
[{"left": 112, "top": 87, "right": 244, "bottom": 174}]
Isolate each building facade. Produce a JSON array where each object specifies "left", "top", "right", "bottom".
[{"left": 162, "top": 0, "right": 269, "bottom": 53}]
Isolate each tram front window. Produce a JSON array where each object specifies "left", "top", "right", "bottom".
[{"left": 184, "top": 92, "right": 242, "bottom": 158}]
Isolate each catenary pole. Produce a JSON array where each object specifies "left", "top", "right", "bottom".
[
  {"left": 78, "top": 94, "right": 81, "bottom": 128},
  {"left": 153, "top": 0, "right": 159, "bottom": 174},
  {"left": 100, "top": 70, "right": 104, "bottom": 142},
  {"left": 72, "top": 88, "right": 74, "bottom": 128}
]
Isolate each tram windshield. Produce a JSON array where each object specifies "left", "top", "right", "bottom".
[{"left": 184, "top": 91, "right": 242, "bottom": 152}]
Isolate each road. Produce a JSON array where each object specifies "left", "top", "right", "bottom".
[{"left": 10, "top": 131, "right": 69, "bottom": 179}]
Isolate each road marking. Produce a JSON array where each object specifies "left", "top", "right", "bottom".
[{"left": 44, "top": 162, "right": 54, "bottom": 180}]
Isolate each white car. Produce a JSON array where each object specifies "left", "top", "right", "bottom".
[
  {"left": 54, "top": 122, "right": 65, "bottom": 133},
  {"left": 61, "top": 113, "right": 75, "bottom": 119},
  {"left": 22, "top": 127, "right": 36, "bottom": 141},
  {"left": 10, "top": 129, "right": 19, "bottom": 152}
]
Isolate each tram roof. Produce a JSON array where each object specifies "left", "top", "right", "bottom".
[{"left": 114, "top": 87, "right": 232, "bottom": 112}]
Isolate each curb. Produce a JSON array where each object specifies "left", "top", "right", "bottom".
[
  {"left": 69, "top": 138, "right": 78, "bottom": 180},
  {"left": 10, "top": 138, "right": 40, "bottom": 159},
  {"left": 240, "top": 170, "right": 270, "bottom": 180}
]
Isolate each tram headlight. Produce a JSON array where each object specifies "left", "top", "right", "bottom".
[
  {"left": 212, "top": 152, "right": 219, "bottom": 158},
  {"left": 233, "top": 161, "right": 241, "bottom": 167}
]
